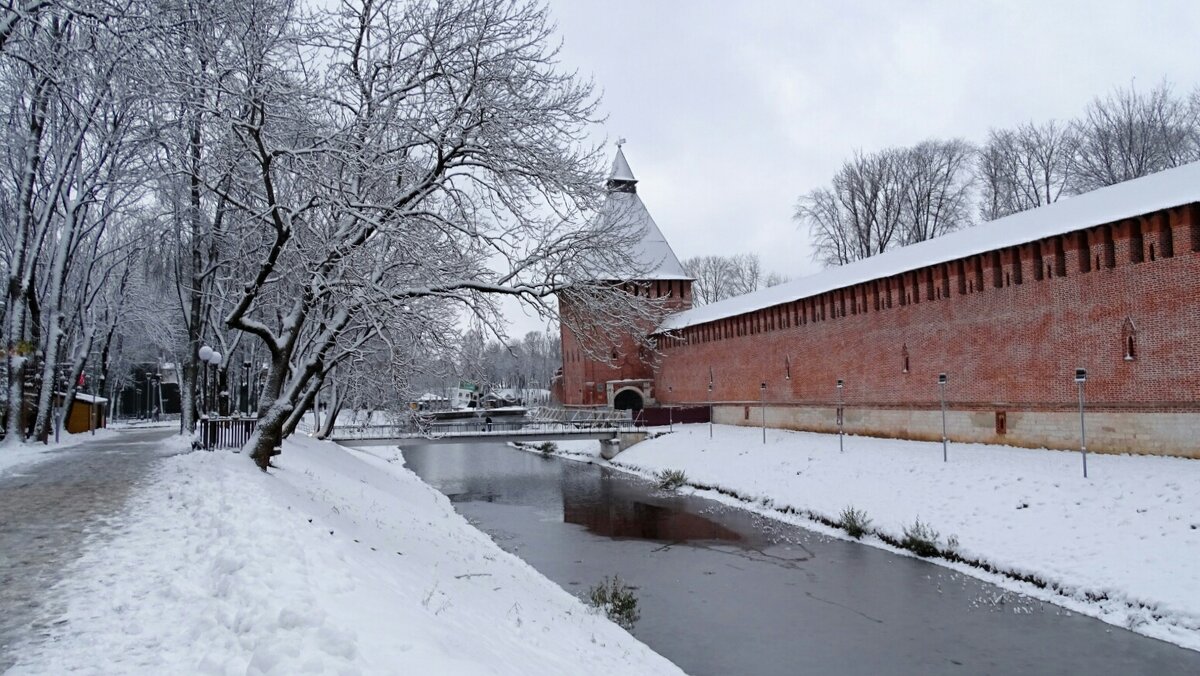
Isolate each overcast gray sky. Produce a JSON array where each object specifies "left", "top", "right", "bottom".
[{"left": 504, "top": 0, "right": 1200, "bottom": 336}]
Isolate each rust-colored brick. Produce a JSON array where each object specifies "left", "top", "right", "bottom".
[{"left": 645, "top": 204, "right": 1200, "bottom": 456}]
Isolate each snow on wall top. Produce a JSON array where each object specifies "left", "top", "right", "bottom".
[{"left": 660, "top": 160, "right": 1200, "bottom": 332}]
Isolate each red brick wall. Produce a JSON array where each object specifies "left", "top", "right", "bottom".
[
  {"left": 559, "top": 280, "right": 692, "bottom": 406},
  {"left": 654, "top": 204, "right": 1200, "bottom": 419}
]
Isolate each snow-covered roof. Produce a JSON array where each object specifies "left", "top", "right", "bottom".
[
  {"left": 58, "top": 392, "right": 108, "bottom": 404},
  {"left": 609, "top": 147, "right": 636, "bottom": 182},
  {"left": 660, "top": 160, "right": 1200, "bottom": 332},
  {"left": 600, "top": 191, "right": 691, "bottom": 280},
  {"left": 580, "top": 147, "right": 691, "bottom": 282},
  {"left": 417, "top": 392, "right": 448, "bottom": 401}
]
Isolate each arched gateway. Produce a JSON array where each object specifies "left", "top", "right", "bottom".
[{"left": 612, "top": 388, "right": 644, "bottom": 411}]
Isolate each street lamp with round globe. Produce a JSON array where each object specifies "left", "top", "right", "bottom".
[{"left": 198, "top": 345, "right": 214, "bottom": 416}]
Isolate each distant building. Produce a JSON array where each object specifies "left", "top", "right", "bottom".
[
  {"left": 451, "top": 382, "right": 479, "bottom": 409},
  {"left": 558, "top": 148, "right": 1200, "bottom": 458}
]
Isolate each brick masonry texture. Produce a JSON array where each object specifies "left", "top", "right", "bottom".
[
  {"left": 558, "top": 280, "right": 692, "bottom": 407},
  {"left": 562, "top": 204, "right": 1200, "bottom": 457}
]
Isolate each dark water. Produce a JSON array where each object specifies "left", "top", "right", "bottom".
[{"left": 402, "top": 443, "right": 1200, "bottom": 676}]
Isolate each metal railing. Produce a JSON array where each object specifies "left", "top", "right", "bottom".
[
  {"left": 198, "top": 416, "right": 257, "bottom": 450},
  {"left": 528, "top": 406, "right": 633, "bottom": 426},
  {"left": 329, "top": 417, "right": 640, "bottom": 441}
]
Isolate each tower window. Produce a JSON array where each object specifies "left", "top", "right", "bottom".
[{"left": 1122, "top": 317, "right": 1138, "bottom": 362}]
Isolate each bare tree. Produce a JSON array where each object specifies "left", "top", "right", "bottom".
[
  {"left": 1071, "top": 81, "right": 1200, "bottom": 191},
  {"left": 1, "top": 1, "right": 152, "bottom": 443},
  {"left": 683, "top": 253, "right": 772, "bottom": 305},
  {"left": 897, "top": 139, "right": 975, "bottom": 244},
  {"left": 978, "top": 120, "right": 1077, "bottom": 221},
  {"left": 795, "top": 148, "right": 907, "bottom": 266},
  {"left": 197, "top": 0, "right": 654, "bottom": 468},
  {"left": 763, "top": 271, "right": 790, "bottom": 287}
]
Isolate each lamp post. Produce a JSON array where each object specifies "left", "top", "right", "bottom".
[
  {"left": 242, "top": 360, "right": 252, "bottom": 415},
  {"left": 1075, "top": 368, "right": 1088, "bottom": 478},
  {"left": 149, "top": 374, "right": 160, "bottom": 421},
  {"left": 938, "top": 373, "right": 948, "bottom": 462},
  {"left": 668, "top": 386, "right": 673, "bottom": 432},
  {"left": 209, "top": 350, "right": 222, "bottom": 415},
  {"left": 836, "top": 379, "right": 844, "bottom": 453},
  {"left": 198, "top": 346, "right": 221, "bottom": 416},
  {"left": 707, "top": 382, "right": 713, "bottom": 439},
  {"left": 199, "top": 345, "right": 213, "bottom": 417},
  {"left": 760, "top": 382, "right": 767, "bottom": 444}
]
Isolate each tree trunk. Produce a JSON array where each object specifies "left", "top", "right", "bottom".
[
  {"left": 248, "top": 401, "right": 290, "bottom": 470},
  {"left": 316, "top": 400, "right": 341, "bottom": 439}
]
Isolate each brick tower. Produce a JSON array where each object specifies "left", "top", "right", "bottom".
[{"left": 554, "top": 146, "right": 692, "bottom": 409}]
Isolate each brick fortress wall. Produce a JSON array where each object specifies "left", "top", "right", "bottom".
[
  {"left": 559, "top": 279, "right": 692, "bottom": 407},
  {"left": 654, "top": 204, "right": 1200, "bottom": 457}
]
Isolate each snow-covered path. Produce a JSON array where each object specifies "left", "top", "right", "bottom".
[
  {"left": 0, "top": 428, "right": 185, "bottom": 671},
  {"left": 550, "top": 424, "right": 1200, "bottom": 652},
  {"left": 6, "top": 436, "right": 681, "bottom": 675}
]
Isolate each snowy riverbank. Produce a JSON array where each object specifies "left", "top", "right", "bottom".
[
  {"left": 540, "top": 424, "right": 1200, "bottom": 652},
  {"left": 8, "top": 436, "right": 681, "bottom": 675}
]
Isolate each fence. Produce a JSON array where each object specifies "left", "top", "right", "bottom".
[
  {"left": 528, "top": 406, "right": 633, "bottom": 426},
  {"left": 635, "top": 406, "right": 711, "bottom": 427},
  {"left": 198, "top": 416, "right": 258, "bottom": 450}
]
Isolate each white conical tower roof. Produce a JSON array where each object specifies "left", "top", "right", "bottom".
[
  {"left": 609, "top": 147, "right": 636, "bottom": 182},
  {"left": 590, "top": 147, "right": 690, "bottom": 281}
]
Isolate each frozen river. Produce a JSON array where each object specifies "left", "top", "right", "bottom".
[{"left": 403, "top": 442, "right": 1200, "bottom": 676}]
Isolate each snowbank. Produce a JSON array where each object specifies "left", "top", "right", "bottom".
[
  {"left": 546, "top": 424, "right": 1200, "bottom": 651},
  {"left": 10, "top": 437, "right": 681, "bottom": 675}
]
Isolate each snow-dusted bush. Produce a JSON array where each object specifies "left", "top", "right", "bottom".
[
  {"left": 902, "top": 518, "right": 941, "bottom": 557},
  {"left": 585, "top": 576, "right": 640, "bottom": 630},
  {"left": 655, "top": 468, "right": 687, "bottom": 490},
  {"left": 838, "top": 506, "right": 872, "bottom": 539}
]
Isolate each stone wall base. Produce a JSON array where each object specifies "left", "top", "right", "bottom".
[{"left": 713, "top": 404, "right": 1200, "bottom": 459}]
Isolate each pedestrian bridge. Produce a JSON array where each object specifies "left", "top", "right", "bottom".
[{"left": 328, "top": 419, "right": 642, "bottom": 449}]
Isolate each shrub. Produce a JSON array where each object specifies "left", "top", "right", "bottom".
[
  {"left": 536, "top": 441, "right": 558, "bottom": 454},
  {"left": 584, "top": 576, "right": 640, "bottom": 630},
  {"left": 838, "top": 506, "right": 872, "bottom": 539},
  {"left": 655, "top": 468, "right": 688, "bottom": 490},
  {"left": 901, "top": 518, "right": 941, "bottom": 557}
]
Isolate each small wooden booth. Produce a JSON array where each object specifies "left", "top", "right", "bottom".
[{"left": 57, "top": 392, "right": 108, "bottom": 433}]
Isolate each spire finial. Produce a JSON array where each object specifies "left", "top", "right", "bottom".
[
  {"left": 607, "top": 144, "right": 637, "bottom": 192},
  {"left": 616, "top": 137, "right": 626, "bottom": 148}
]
